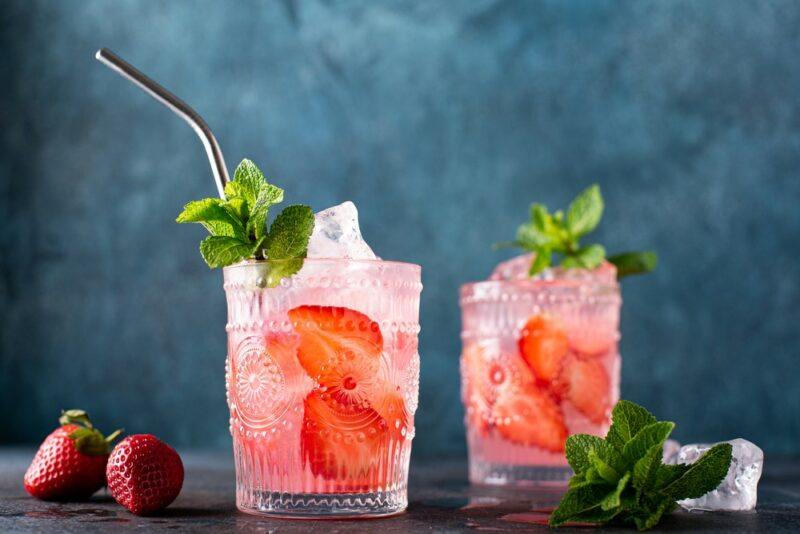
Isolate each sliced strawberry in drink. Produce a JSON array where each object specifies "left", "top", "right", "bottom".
[
  {"left": 566, "top": 324, "right": 616, "bottom": 357},
  {"left": 518, "top": 315, "right": 569, "bottom": 384},
  {"left": 562, "top": 357, "right": 610, "bottom": 424},
  {"left": 301, "top": 389, "right": 388, "bottom": 489},
  {"left": 288, "top": 305, "right": 383, "bottom": 386},
  {"left": 492, "top": 386, "right": 568, "bottom": 452},
  {"left": 368, "top": 383, "right": 410, "bottom": 440}
]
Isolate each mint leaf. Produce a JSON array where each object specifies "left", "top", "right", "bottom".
[
  {"left": 177, "top": 198, "right": 246, "bottom": 240},
  {"left": 600, "top": 472, "right": 630, "bottom": 511},
  {"left": 662, "top": 443, "right": 732, "bottom": 500},
  {"left": 608, "top": 251, "right": 658, "bottom": 278},
  {"left": 506, "top": 184, "right": 656, "bottom": 279},
  {"left": 566, "top": 183, "right": 603, "bottom": 237},
  {"left": 528, "top": 247, "right": 551, "bottom": 275},
  {"left": 563, "top": 243, "right": 606, "bottom": 270},
  {"left": 247, "top": 182, "right": 285, "bottom": 240},
  {"left": 230, "top": 158, "right": 266, "bottom": 206},
  {"left": 606, "top": 400, "right": 657, "bottom": 452},
  {"left": 554, "top": 400, "right": 732, "bottom": 531},
  {"left": 633, "top": 443, "right": 663, "bottom": 493},
  {"left": 623, "top": 421, "right": 675, "bottom": 464},
  {"left": 589, "top": 448, "right": 621, "bottom": 484},
  {"left": 260, "top": 205, "right": 315, "bottom": 285},
  {"left": 516, "top": 222, "right": 551, "bottom": 249},
  {"left": 266, "top": 205, "right": 314, "bottom": 260},
  {"left": 566, "top": 434, "right": 606, "bottom": 474},
  {"left": 224, "top": 197, "right": 248, "bottom": 222},
  {"left": 199, "top": 236, "right": 254, "bottom": 269},
  {"left": 633, "top": 498, "right": 674, "bottom": 531},
  {"left": 549, "top": 485, "right": 610, "bottom": 527}
]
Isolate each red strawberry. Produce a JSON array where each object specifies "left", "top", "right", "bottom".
[
  {"left": 106, "top": 434, "right": 184, "bottom": 515},
  {"left": 288, "top": 305, "right": 383, "bottom": 387},
  {"left": 562, "top": 357, "right": 610, "bottom": 424},
  {"left": 301, "top": 389, "right": 390, "bottom": 490},
  {"left": 492, "top": 387, "right": 568, "bottom": 452},
  {"left": 518, "top": 315, "right": 569, "bottom": 385},
  {"left": 24, "top": 409, "right": 121, "bottom": 501}
]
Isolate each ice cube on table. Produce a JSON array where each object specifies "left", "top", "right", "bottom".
[
  {"left": 669, "top": 438, "right": 763, "bottom": 512},
  {"left": 306, "top": 201, "right": 377, "bottom": 260},
  {"left": 662, "top": 439, "right": 681, "bottom": 463}
]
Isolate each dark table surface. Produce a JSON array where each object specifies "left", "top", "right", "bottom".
[{"left": 2, "top": 448, "right": 799, "bottom": 532}]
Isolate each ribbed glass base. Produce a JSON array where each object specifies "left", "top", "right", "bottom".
[
  {"left": 236, "top": 488, "right": 408, "bottom": 518},
  {"left": 470, "top": 460, "right": 572, "bottom": 487}
]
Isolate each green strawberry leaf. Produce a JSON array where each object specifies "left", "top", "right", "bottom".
[
  {"left": 199, "top": 236, "right": 254, "bottom": 269},
  {"left": 606, "top": 400, "right": 658, "bottom": 452},
  {"left": 662, "top": 443, "right": 732, "bottom": 500},
  {"left": 623, "top": 421, "right": 675, "bottom": 464},
  {"left": 566, "top": 183, "right": 603, "bottom": 237},
  {"left": 608, "top": 251, "right": 658, "bottom": 278}
]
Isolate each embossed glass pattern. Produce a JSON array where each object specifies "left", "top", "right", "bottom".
[
  {"left": 460, "top": 265, "right": 621, "bottom": 485},
  {"left": 224, "top": 259, "right": 422, "bottom": 517}
]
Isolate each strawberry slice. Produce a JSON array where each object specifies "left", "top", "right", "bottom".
[
  {"left": 518, "top": 315, "right": 569, "bottom": 384},
  {"left": 368, "top": 383, "right": 410, "bottom": 440},
  {"left": 493, "top": 386, "right": 567, "bottom": 452},
  {"left": 301, "top": 389, "right": 388, "bottom": 490},
  {"left": 562, "top": 357, "right": 610, "bottom": 424},
  {"left": 288, "top": 305, "right": 383, "bottom": 387}
]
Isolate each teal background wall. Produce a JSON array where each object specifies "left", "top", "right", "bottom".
[{"left": 2, "top": 0, "right": 799, "bottom": 456}]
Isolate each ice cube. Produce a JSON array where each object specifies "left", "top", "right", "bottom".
[
  {"left": 669, "top": 438, "right": 763, "bottom": 512},
  {"left": 488, "top": 253, "right": 617, "bottom": 285},
  {"left": 489, "top": 253, "right": 535, "bottom": 281},
  {"left": 663, "top": 439, "right": 681, "bottom": 463},
  {"left": 306, "top": 201, "right": 377, "bottom": 260}
]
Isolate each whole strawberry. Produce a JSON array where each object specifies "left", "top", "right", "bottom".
[
  {"left": 24, "top": 409, "right": 122, "bottom": 501},
  {"left": 106, "top": 434, "right": 184, "bottom": 515}
]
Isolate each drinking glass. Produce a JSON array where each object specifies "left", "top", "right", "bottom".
[
  {"left": 224, "top": 259, "right": 422, "bottom": 517},
  {"left": 460, "top": 262, "right": 620, "bottom": 485}
]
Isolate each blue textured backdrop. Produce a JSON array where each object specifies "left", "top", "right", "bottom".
[{"left": 2, "top": 0, "right": 799, "bottom": 457}]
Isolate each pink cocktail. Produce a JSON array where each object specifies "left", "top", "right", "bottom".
[
  {"left": 460, "top": 254, "right": 620, "bottom": 485},
  {"left": 224, "top": 258, "right": 421, "bottom": 517}
]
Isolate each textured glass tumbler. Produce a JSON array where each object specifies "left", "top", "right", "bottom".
[
  {"left": 460, "top": 266, "right": 620, "bottom": 486},
  {"left": 224, "top": 259, "right": 422, "bottom": 518}
]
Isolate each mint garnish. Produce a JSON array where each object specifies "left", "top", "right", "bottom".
[
  {"left": 177, "top": 159, "right": 314, "bottom": 282},
  {"left": 508, "top": 184, "right": 656, "bottom": 279},
  {"left": 550, "top": 400, "right": 732, "bottom": 531}
]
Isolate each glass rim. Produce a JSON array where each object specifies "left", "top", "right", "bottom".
[
  {"left": 223, "top": 257, "right": 421, "bottom": 273},
  {"left": 459, "top": 277, "right": 619, "bottom": 296}
]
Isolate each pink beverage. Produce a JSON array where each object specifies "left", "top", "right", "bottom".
[
  {"left": 224, "top": 258, "right": 422, "bottom": 517},
  {"left": 460, "top": 254, "right": 620, "bottom": 485}
]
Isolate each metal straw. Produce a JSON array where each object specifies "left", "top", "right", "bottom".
[{"left": 95, "top": 48, "right": 229, "bottom": 198}]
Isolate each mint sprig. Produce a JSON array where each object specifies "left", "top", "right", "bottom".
[
  {"left": 550, "top": 400, "right": 732, "bottom": 531},
  {"left": 508, "top": 184, "right": 657, "bottom": 279},
  {"left": 177, "top": 159, "right": 314, "bottom": 283}
]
